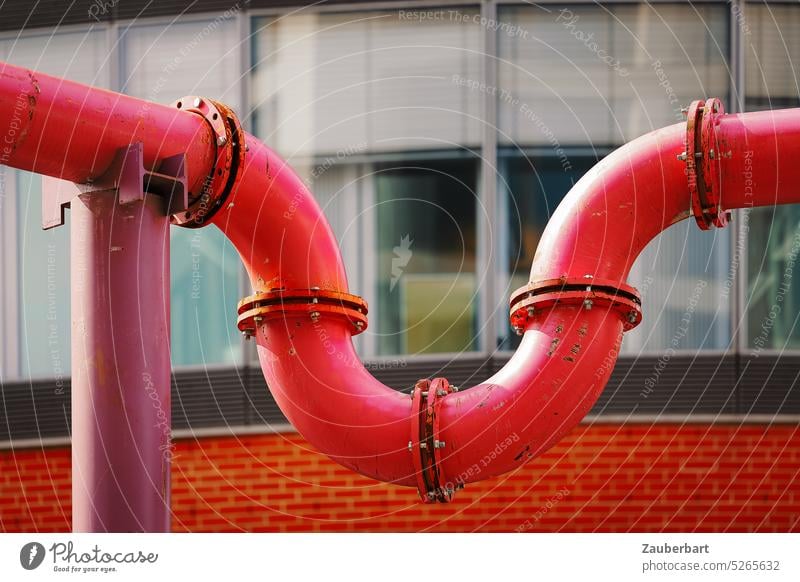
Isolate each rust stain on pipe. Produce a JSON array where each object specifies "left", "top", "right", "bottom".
[{"left": 1, "top": 69, "right": 38, "bottom": 154}]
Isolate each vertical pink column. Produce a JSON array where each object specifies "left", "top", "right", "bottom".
[{"left": 70, "top": 190, "right": 171, "bottom": 532}]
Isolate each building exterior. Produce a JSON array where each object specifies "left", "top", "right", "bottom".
[{"left": 0, "top": 0, "right": 798, "bottom": 531}]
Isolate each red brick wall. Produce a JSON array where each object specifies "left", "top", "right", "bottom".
[{"left": 2, "top": 423, "right": 798, "bottom": 532}]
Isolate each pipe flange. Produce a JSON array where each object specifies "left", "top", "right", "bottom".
[
  {"left": 170, "top": 96, "right": 245, "bottom": 228},
  {"left": 409, "top": 378, "right": 455, "bottom": 503},
  {"left": 237, "top": 288, "right": 368, "bottom": 338},
  {"left": 509, "top": 276, "right": 642, "bottom": 335},
  {"left": 681, "top": 98, "right": 730, "bottom": 231}
]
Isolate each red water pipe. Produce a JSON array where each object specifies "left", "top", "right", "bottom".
[
  {"left": 3, "top": 61, "right": 800, "bottom": 503},
  {"left": 0, "top": 61, "right": 215, "bottom": 204},
  {"left": 222, "top": 99, "right": 800, "bottom": 500}
]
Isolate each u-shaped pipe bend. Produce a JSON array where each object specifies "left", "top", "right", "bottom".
[{"left": 208, "top": 101, "right": 800, "bottom": 502}]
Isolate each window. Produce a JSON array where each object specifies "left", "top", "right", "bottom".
[
  {"left": 745, "top": 3, "right": 800, "bottom": 350},
  {"left": 374, "top": 155, "right": 479, "bottom": 355},
  {"left": 120, "top": 18, "right": 243, "bottom": 366},
  {"left": 496, "top": 2, "right": 731, "bottom": 352},
  {"left": 0, "top": 29, "right": 109, "bottom": 379},
  {"left": 251, "top": 10, "right": 481, "bottom": 157},
  {"left": 745, "top": 2, "right": 800, "bottom": 112},
  {"left": 251, "top": 9, "right": 483, "bottom": 356}
]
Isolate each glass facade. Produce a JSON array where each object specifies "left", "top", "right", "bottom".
[
  {"left": 120, "top": 18, "right": 243, "bottom": 366},
  {"left": 745, "top": 3, "right": 800, "bottom": 350},
  {"left": 0, "top": 29, "right": 109, "bottom": 380},
  {"left": 496, "top": 2, "right": 732, "bottom": 352},
  {"left": 0, "top": 1, "right": 797, "bottom": 380},
  {"left": 251, "top": 10, "right": 483, "bottom": 356}
]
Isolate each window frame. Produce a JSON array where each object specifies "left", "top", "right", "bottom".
[{"left": 2, "top": 1, "right": 796, "bottom": 383}]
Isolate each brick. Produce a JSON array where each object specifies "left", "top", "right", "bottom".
[{"left": 2, "top": 425, "right": 800, "bottom": 532}]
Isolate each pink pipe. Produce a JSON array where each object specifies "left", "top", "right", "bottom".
[
  {"left": 211, "top": 128, "right": 659, "bottom": 487},
  {"left": 214, "top": 131, "right": 642, "bottom": 487},
  {"left": 4, "top": 61, "right": 799, "bottom": 500},
  {"left": 71, "top": 191, "right": 171, "bottom": 532},
  {"left": 214, "top": 106, "right": 800, "bottom": 494},
  {"left": 716, "top": 110, "right": 800, "bottom": 210},
  {"left": 0, "top": 61, "right": 215, "bottom": 195}
]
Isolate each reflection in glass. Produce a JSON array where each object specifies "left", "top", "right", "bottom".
[
  {"left": 16, "top": 173, "right": 71, "bottom": 379},
  {"left": 748, "top": 207, "right": 800, "bottom": 350},
  {"left": 121, "top": 18, "right": 243, "bottom": 366},
  {"left": 375, "top": 157, "right": 479, "bottom": 355},
  {"left": 170, "top": 228, "right": 242, "bottom": 366},
  {"left": 745, "top": 3, "right": 800, "bottom": 349},
  {"left": 497, "top": 3, "right": 731, "bottom": 353}
]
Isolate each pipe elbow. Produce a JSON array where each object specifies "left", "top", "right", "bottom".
[
  {"left": 530, "top": 122, "right": 689, "bottom": 287},
  {"left": 255, "top": 319, "right": 418, "bottom": 486},
  {"left": 213, "top": 134, "right": 418, "bottom": 486},
  {"left": 212, "top": 135, "right": 349, "bottom": 292},
  {"left": 437, "top": 306, "right": 624, "bottom": 487},
  {"left": 214, "top": 130, "right": 635, "bottom": 500}
]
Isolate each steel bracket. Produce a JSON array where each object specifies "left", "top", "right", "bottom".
[{"left": 42, "top": 142, "right": 187, "bottom": 230}]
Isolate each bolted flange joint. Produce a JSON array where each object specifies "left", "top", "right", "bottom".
[
  {"left": 237, "top": 287, "right": 368, "bottom": 339},
  {"left": 509, "top": 276, "right": 642, "bottom": 334},
  {"left": 408, "top": 377, "right": 458, "bottom": 503},
  {"left": 678, "top": 98, "right": 731, "bottom": 231},
  {"left": 170, "top": 96, "right": 245, "bottom": 228}
]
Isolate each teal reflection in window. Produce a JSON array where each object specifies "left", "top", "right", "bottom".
[
  {"left": 748, "top": 207, "right": 800, "bottom": 350},
  {"left": 170, "top": 227, "right": 241, "bottom": 366},
  {"left": 17, "top": 172, "right": 71, "bottom": 379},
  {"left": 745, "top": 3, "right": 800, "bottom": 350},
  {"left": 374, "top": 156, "right": 479, "bottom": 356}
]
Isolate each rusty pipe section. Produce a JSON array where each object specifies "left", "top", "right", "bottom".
[
  {"left": 4, "top": 60, "right": 800, "bottom": 503},
  {"left": 0, "top": 61, "right": 216, "bottom": 200}
]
